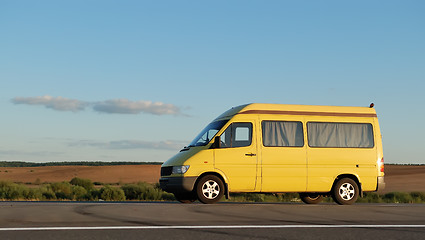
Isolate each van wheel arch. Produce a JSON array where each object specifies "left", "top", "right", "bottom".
[
  {"left": 332, "top": 174, "right": 362, "bottom": 195},
  {"left": 331, "top": 175, "right": 362, "bottom": 205},
  {"left": 195, "top": 172, "right": 229, "bottom": 200}
]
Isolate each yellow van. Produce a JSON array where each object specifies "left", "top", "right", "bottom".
[{"left": 160, "top": 103, "right": 385, "bottom": 205}]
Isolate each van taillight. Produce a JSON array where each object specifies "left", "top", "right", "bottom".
[{"left": 380, "top": 158, "right": 384, "bottom": 172}]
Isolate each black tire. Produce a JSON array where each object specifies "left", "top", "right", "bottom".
[
  {"left": 299, "top": 193, "right": 323, "bottom": 204},
  {"left": 196, "top": 175, "right": 224, "bottom": 204},
  {"left": 174, "top": 192, "right": 197, "bottom": 204},
  {"left": 331, "top": 178, "right": 359, "bottom": 205}
]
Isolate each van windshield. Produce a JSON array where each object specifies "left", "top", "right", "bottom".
[{"left": 188, "top": 120, "right": 228, "bottom": 147}]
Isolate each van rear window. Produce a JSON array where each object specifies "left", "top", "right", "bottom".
[
  {"left": 262, "top": 121, "right": 304, "bottom": 147},
  {"left": 307, "top": 122, "right": 374, "bottom": 148}
]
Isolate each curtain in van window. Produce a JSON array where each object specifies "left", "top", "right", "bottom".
[
  {"left": 262, "top": 121, "right": 304, "bottom": 147},
  {"left": 307, "top": 122, "right": 374, "bottom": 148}
]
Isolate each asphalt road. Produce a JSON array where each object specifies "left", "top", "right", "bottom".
[{"left": 0, "top": 202, "right": 424, "bottom": 239}]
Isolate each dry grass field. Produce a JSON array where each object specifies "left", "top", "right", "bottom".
[
  {"left": 381, "top": 165, "right": 425, "bottom": 193},
  {"left": 0, "top": 164, "right": 423, "bottom": 193},
  {"left": 0, "top": 165, "right": 160, "bottom": 185}
]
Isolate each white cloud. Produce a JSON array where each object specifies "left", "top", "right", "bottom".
[
  {"left": 93, "top": 99, "right": 181, "bottom": 115},
  {"left": 0, "top": 149, "right": 64, "bottom": 157},
  {"left": 108, "top": 140, "right": 185, "bottom": 150},
  {"left": 68, "top": 139, "right": 186, "bottom": 151},
  {"left": 12, "top": 96, "right": 184, "bottom": 116},
  {"left": 12, "top": 96, "right": 88, "bottom": 112}
]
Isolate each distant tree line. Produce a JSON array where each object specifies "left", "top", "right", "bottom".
[{"left": 0, "top": 161, "right": 162, "bottom": 167}]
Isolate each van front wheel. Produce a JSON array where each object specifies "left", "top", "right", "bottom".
[
  {"left": 299, "top": 193, "right": 323, "bottom": 204},
  {"left": 332, "top": 178, "right": 359, "bottom": 205},
  {"left": 196, "top": 175, "right": 224, "bottom": 204}
]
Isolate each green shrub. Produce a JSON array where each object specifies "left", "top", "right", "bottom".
[
  {"left": 25, "top": 188, "right": 43, "bottom": 200},
  {"left": 161, "top": 192, "right": 175, "bottom": 201},
  {"left": 3, "top": 179, "right": 424, "bottom": 203},
  {"left": 39, "top": 186, "right": 57, "bottom": 200},
  {"left": 70, "top": 178, "right": 94, "bottom": 191},
  {"left": 121, "top": 182, "right": 168, "bottom": 201},
  {"left": 0, "top": 181, "right": 43, "bottom": 200},
  {"left": 49, "top": 182, "right": 73, "bottom": 200},
  {"left": 246, "top": 193, "right": 266, "bottom": 202},
  {"left": 0, "top": 181, "right": 26, "bottom": 200},
  {"left": 357, "top": 192, "right": 382, "bottom": 203},
  {"left": 228, "top": 193, "right": 264, "bottom": 202},
  {"left": 410, "top": 192, "right": 425, "bottom": 203},
  {"left": 121, "top": 184, "right": 140, "bottom": 200},
  {"left": 383, "top": 192, "right": 413, "bottom": 203},
  {"left": 100, "top": 185, "right": 126, "bottom": 201},
  {"left": 88, "top": 189, "right": 101, "bottom": 201},
  {"left": 71, "top": 186, "right": 88, "bottom": 201},
  {"left": 280, "top": 193, "right": 301, "bottom": 202}
]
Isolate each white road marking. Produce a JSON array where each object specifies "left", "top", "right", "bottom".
[{"left": 0, "top": 225, "right": 425, "bottom": 231}]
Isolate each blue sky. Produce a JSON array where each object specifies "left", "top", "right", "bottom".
[{"left": 1, "top": 1, "right": 424, "bottom": 164}]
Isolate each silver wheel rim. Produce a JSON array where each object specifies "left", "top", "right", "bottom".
[
  {"left": 338, "top": 182, "right": 355, "bottom": 201},
  {"left": 202, "top": 180, "right": 220, "bottom": 200}
]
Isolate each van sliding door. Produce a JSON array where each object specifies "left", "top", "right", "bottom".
[{"left": 260, "top": 120, "right": 307, "bottom": 192}]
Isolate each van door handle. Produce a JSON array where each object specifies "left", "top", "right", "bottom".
[{"left": 245, "top": 153, "right": 256, "bottom": 157}]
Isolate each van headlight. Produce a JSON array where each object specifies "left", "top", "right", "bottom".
[{"left": 172, "top": 165, "right": 190, "bottom": 174}]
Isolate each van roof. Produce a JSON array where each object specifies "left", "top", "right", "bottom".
[{"left": 215, "top": 103, "right": 377, "bottom": 120}]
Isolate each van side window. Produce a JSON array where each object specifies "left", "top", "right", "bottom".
[
  {"left": 307, "top": 122, "right": 374, "bottom": 148},
  {"left": 262, "top": 121, "right": 304, "bottom": 147},
  {"left": 220, "top": 122, "right": 252, "bottom": 148}
]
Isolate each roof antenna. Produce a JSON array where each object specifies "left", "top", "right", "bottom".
[{"left": 369, "top": 103, "right": 374, "bottom": 108}]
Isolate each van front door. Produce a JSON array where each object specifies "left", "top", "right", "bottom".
[{"left": 214, "top": 121, "right": 258, "bottom": 191}]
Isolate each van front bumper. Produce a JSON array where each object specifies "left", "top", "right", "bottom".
[
  {"left": 159, "top": 176, "right": 197, "bottom": 193},
  {"left": 376, "top": 176, "right": 385, "bottom": 191}
]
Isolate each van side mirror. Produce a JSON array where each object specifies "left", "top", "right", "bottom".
[{"left": 212, "top": 136, "right": 221, "bottom": 149}]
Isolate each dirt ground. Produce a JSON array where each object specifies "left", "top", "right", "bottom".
[
  {"left": 380, "top": 165, "right": 425, "bottom": 193},
  {"left": 0, "top": 164, "right": 423, "bottom": 193},
  {"left": 0, "top": 165, "right": 161, "bottom": 185}
]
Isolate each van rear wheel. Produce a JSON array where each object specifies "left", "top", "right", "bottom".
[
  {"left": 332, "top": 178, "right": 359, "bottom": 205},
  {"left": 299, "top": 193, "right": 323, "bottom": 204},
  {"left": 196, "top": 175, "right": 224, "bottom": 204}
]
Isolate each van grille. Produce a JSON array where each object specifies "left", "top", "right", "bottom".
[{"left": 161, "top": 166, "right": 173, "bottom": 176}]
